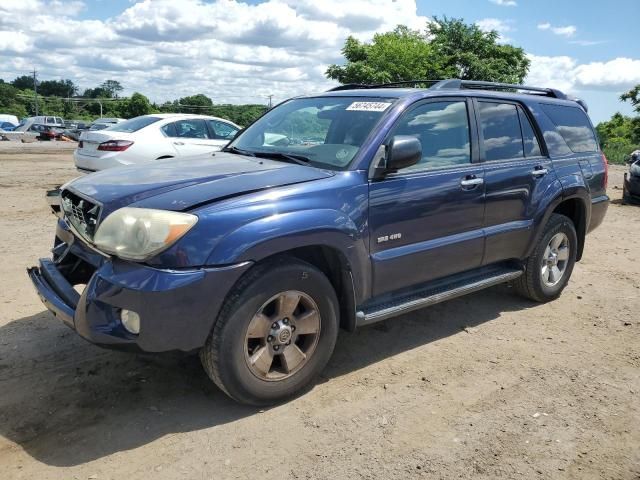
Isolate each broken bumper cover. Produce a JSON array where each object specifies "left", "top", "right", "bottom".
[{"left": 28, "top": 257, "right": 251, "bottom": 352}]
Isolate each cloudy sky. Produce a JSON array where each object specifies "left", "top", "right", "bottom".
[{"left": 1, "top": 0, "right": 638, "bottom": 123}]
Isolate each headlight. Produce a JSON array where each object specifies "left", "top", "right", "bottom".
[{"left": 94, "top": 208, "right": 198, "bottom": 261}]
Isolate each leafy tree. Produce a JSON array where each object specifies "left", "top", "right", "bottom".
[
  {"left": 596, "top": 111, "right": 640, "bottom": 164},
  {"left": 101, "top": 80, "right": 124, "bottom": 98},
  {"left": 118, "top": 92, "right": 153, "bottom": 118},
  {"left": 11, "top": 75, "right": 36, "bottom": 90},
  {"left": 620, "top": 84, "right": 640, "bottom": 113},
  {"left": 0, "top": 82, "right": 28, "bottom": 118},
  {"left": 326, "top": 26, "right": 434, "bottom": 84},
  {"left": 38, "top": 79, "right": 78, "bottom": 98},
  {"left": 327, "top": 17, "right": 530, "bottom": 85}
]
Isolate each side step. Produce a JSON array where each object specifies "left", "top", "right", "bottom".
[{"left": 356, "top": 266, "right": 523, "bottom": 327}]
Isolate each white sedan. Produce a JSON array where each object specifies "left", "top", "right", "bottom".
[{"left": 74, "top": 114, "right": 241, "bottom": 172}]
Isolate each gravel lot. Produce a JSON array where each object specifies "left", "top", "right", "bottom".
[{"left": 0, "top": 143, "right": 638, "bottom": 479}]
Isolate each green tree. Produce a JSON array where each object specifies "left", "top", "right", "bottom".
[
  {"left": 11, "top": 75, "right": 36, "bottom": 90},
  {"left": 326, "top": 17, "right": 530, "bottom": 85},
  {"left": 38, "top": 79, "right": 78, "bottom": 98},
  {"left": 101, "top": 80, "right": 124, "bottom": 98},
  {"left": 118, "top": 92, "right": 153, "bottom": 118},
  {"left": 326, "top": 26, "right": 434, "bottom": 84},
  {"left": 0, "top": 82, "right": 28, "bottom": 118}
]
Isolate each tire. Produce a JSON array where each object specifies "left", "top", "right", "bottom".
[
  {"left": 514, "top": 213, "right": 578, "bottom": 303},
  {"left": 200, "top": 256, "right": 339, "bottom": 405}
]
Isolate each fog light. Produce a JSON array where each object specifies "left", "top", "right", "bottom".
[{"left": 120, "top": 309, "right": 140, "bottom": 334}]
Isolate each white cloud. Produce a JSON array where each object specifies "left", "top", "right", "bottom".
[
  {"left": 537, "top": 22, "right": 577, "bottom": 37},
  {"left": 489, "top": 0, "right": 517, "bottom": 6},
  {"left": 527, "top": 54, "right": 640, "bottom": 93},
  {"left": 0, "top": 0, "right": 430, "bottom": 104},
  {"left": 476, "top": 18, "right": 514, "bottom": 42}
]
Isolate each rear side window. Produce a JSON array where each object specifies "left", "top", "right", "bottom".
[
  {"left": 541, "top": 104, "right": 598, "bottom": 153},
  {"left": 518, "top": 107, "right": 542, "bottom": 157},
  {"left": 478, "top": 102, "right": 524, "bottom": 161},
  {"left": 172, "top": 119, "right": 210, "bottom": 139},
  {"left": 108, "top": 116, "right": 161, "bottom": 133}
]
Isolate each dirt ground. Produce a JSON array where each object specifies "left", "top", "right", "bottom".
[{"left": 0, "top": 143, "right": 638, "bottom": 480}]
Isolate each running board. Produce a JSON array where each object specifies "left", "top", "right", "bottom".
[{"left": 356, "top": 267, "right": 523, "bottom": 327}]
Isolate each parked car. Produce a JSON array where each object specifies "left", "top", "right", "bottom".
[
  {"left": 0, "top": 114, "right": 19, "bottom": 127},
  {"left": 89, "top": 117, "right": 125, "bottom": 131},
  {"left": 18, "top": 116, "right": 65, "bottom": 128},
  {"left": 27, "top": 123, "right": 64, "bottom": 140},
  {"left": 74, "top": 114, "right": 241, "bottom": 172},
  {"left": 623, "top": 150, "right": 640, "bottom": 204},
  {"left": 0, "top": 121, "right": 17, "bottom": 131},
  {"left": 63, "top": 120, "right": 90, "bottom": 141},
  {"left": 29, "top": 79, "right": 608, "bottom": 405}
]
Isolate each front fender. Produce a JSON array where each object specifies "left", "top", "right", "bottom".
[{"left": 206, "top": 209, "right": 371, "bottom": 301}]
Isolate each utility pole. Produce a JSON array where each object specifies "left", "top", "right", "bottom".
[
  {"left": 267, "top": 94, "right": 273, "bottom": 109},
  {"left": 32, "top": 69, "right": 38, "bottom": 116}
]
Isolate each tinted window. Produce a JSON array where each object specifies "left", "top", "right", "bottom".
[
  {"left": 389, "top": 101, "right": 471, "bottom": 172},
  {"left": 107, "top": 116, "right": 161, "bottom": 133},
  {"left": 46, "top": 117, "right": 55, "bottom": 124},
  {"left": 518, "top": 107, "right": 542, "bottom": 157},
  {"left": 161, "top": 122, "right": 177, "bottom": 137},
  {"left": 478, "top": 102, "right": 524, "bottom": 161},
  {"left": 208, "top": 120, "right": 238, "bottom": 140},
  {"left": 541, "top": 104, "right": 598, "bottom": 153}
]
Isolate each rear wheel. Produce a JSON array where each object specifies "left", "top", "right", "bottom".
[
  {"left": 514, "top": 213, "right": 577, "bottom": 302},
  {"left": 200, "top": 256, "right": 339, "bottom": 405}
]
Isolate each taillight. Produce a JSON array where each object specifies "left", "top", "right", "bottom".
[
  {"left": 602, "top": 152, "right": 608, "bottom": 190},
  {"left": 97, "top": 140, "right": 134, "bottom": 152},
  {"left": 78, "top": 140, "right": 84, "bottom": 148}
]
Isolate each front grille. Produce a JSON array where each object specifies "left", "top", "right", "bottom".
[{"left": 60, "top": 189, "right": 101, "bottom": 241}]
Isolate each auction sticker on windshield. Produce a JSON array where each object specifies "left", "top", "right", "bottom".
[{"left": 346, "top": 102, "right": 392, "bottom": 112}]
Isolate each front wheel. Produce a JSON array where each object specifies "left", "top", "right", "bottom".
[
  {"left": 200, "top": 257, "right": 339, "bottom": 405},
  {"left": 514, "top": 213, "right": 577, "bottom": 302}
]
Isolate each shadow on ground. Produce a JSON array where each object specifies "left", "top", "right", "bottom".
[{"left": 0, "top": 284, "right": 534, "bottom": 466}]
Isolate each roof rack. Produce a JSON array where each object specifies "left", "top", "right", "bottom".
[{"left": 327, "top": 78, "right": 567, "bottom": 100}]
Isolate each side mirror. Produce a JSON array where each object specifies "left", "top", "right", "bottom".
[{"left": 386, "top": 135, "right": 422, "bottom": 172}]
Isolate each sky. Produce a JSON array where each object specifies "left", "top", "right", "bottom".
[{"left": 0, "top": 0, "right": 638, "bottom": 123}]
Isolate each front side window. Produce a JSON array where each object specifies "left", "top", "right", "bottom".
[
  {"left": 208, "top": 120, "right": 238, "bottom": 140},
  {"left": 541, "top": 104, "right": 598, "bottom": 153},
  {"left": 388, "top": 100, "right": 471, "bottom": 172},
  {"left": 171, "top": 119, "right": 210, "bottom": 139},
  {"left": 229, "top": 96, "right": 396, "bottom": 170}
]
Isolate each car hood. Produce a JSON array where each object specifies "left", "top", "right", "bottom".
[{"left": 66, "top": 152, "right": 334, "bottom": 215}]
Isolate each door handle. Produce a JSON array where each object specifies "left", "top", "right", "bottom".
[
  {"left": 531, "top": 167, "right": 548, "bottom": 177},
  {"left": 460, "top": 177, "right": 484, "bottom": 188},
  {"left": 173, "top": 141, "right": 185, "bottom": 146}
]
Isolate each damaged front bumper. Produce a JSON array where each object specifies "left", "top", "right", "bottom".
[{"left": 27, "top": 219, "right": 252, "bottom": 352}]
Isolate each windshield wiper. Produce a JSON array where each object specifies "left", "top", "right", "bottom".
[
  {"left": 223, "top": 146, "right": 256, "bottom": 157},
  {"left": 252, "top": 151, "right": 311, "bottom": 166}
]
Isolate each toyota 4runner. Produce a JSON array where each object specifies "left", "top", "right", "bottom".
[{"left": 28, "top": 79, "right": 609, "bottom": 405}]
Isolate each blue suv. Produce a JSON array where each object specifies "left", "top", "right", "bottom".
[{"left": 28, "top": 79, "right": 609, "bottom": 405}]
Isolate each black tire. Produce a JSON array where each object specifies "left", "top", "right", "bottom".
[
  {"left": 200, "top": 256, "right": 339, "bottom": 405},
  {"left": 514, "top": 213, "right": 578, "bottom": 303}
]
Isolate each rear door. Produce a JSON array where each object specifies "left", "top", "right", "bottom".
[
  {"left": 368, "top": 98, "right": 486, "bottom": 296},
  {"left": 475, "top": 99, "right": 556, "bottom": 265},
  {"left": 163, "top": 119, "right": 225, "bottom": 157}
]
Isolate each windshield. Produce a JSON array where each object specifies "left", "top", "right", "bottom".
[
  {"left": 106, "top": 116, "right": 161, "bottom": 133},
  {"left": 228, "top": 96, "right": 396, "bottom": 170}
]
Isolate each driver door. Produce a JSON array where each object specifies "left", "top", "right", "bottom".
[{"left": 368, "top": 98, "right": 486, "bottom": 296}]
